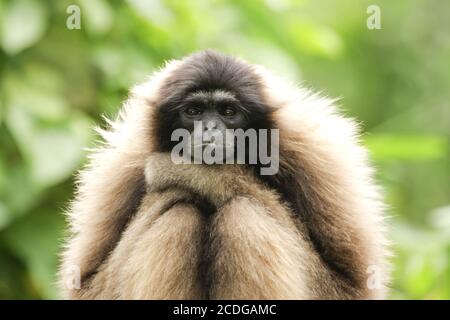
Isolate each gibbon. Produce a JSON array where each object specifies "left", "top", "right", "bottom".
[{"left": 59, "top": 50, "right": 390, "bottom": 299}]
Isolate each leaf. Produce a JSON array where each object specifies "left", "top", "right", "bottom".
[
  {"left": 127, "top": 0, "right": 173, "bottom": 26},
  {"left": 0, "top": 202, "right": 9, "bottom": 230},
  {"left": 78, "top": 0, "right": 114, "bottom": 36},
  {"left": 6, "top": 105, "right": 92, "bottom": 189},
  {"left": 3, "top": 66, "right": 93, "bottom": 189},
  {"left": 29, "top": 124, "right": 90, "bottom": 188},
  {"left": 1, "top": 209, "right": 65, "bottom": 299},
  {"left": 429, "top": 206, "right": 450, "bottom": 231},
  {"left": 364, "top": 134, "right": 448, "bottom": 161},
  {"left": 0, "top": 0, "right": 47, "bottom": 54},
  {"left": 287, "top": 21, "right": 344, "bottom": 59}
]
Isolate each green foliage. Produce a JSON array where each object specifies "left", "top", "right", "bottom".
[{"left": 0, "top": 0, "right": 448, "bottom": 299}]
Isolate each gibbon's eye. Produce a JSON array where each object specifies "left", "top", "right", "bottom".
[
  {"left": 221, "top": 106, "right": 237, "bottom": 117},
  {"left": 184, "top": 106, "right": 202, "bottom": 116}
]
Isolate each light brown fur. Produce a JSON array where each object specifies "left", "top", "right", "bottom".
[{"left": 59, "top": 53, "right": 390, "bottom": 299}]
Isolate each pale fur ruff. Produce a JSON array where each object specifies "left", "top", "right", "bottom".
[{"left": 58, "top": 54, "right": 390, "bottom": 299}]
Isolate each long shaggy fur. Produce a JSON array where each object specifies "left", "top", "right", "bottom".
[{"left": 59, "top": 50, "right": 389, "bottom": 299}]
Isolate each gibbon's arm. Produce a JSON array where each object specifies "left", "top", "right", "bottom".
[
  {"left": 58, "top": 62, "right": 182, "bottom": 296},
  {"left": 256, "top": 67, "right": 390, "bottom": 299},
  {"left": 59, "top": 150, "right": 146, "bottom": 297},
  {"left": 63, "top": 154, "right": 321, "bottom": 299},
  {"left": 144, "top": 154, "right": 389, "bottom": 299},
  {"left": 65, "top": 188, "right": 207, "bottom": 299},
  {"left": 58, "top": 91, "right": 157, "bottom": 297},
  {"left": 66, "top": 153, "right": 384, "bottom": 299}
]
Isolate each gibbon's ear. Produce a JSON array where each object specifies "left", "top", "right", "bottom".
[
  {"left": 58, "top": 60, "right": 183, "bottom": 295},
  {"left": 255, "top": 66, "right": 390, "bottom": 298}
]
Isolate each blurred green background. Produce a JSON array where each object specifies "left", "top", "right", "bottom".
[{"left": 0, "top": 0, "right": 449, "bottom": 299}]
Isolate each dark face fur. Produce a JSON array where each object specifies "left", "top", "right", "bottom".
[{"left": 155, "top": 50, "right": 272, "bottom": 160}]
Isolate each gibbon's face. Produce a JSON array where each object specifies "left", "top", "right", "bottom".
[
  {"left": 155, "top": 50, "right": 272, "bottom": 161},
  {"left": 178, "top": 90, "right": 249, "bottom": 134}
]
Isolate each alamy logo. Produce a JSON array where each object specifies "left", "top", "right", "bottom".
[
  {"left": 170, "top": 121, "right": 279, "bottom": 175},
  {"left": 367, "top": 5, "right": 382, "bottom": 30},
  {"left": 66, "top": 5, "right": 81, "bottom": 30}
]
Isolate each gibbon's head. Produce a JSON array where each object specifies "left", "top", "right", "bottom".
[{"left": 154, "top": 50, "right": 273, "bottom": 162}]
